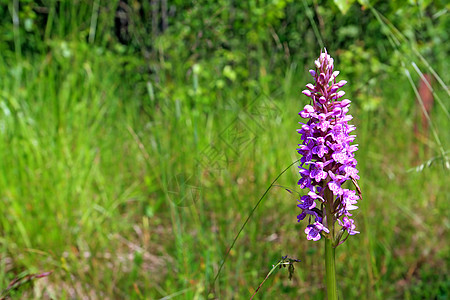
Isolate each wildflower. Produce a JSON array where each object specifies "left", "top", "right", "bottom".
[
  {"left": 305, "top": 221, "right": 330, "bottom": 241},
  {"left": 296, "top": 49, "right": 360, "bottom": 244},
  {"left": 338, "top": 217, "right": 359, "bottom": 235}
]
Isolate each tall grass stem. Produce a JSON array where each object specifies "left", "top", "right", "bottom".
[
  {"left": 211, "top": 159, "right": 301, "bottom": 290},
  {"left": 325, "top": 238, "right": 337, "bottom": 300}
]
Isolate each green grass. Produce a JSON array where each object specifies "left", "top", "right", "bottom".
[
  {"left": 0, "top": 40, "right": 448, "bottom": 299},
  {"left": 0, "top": 5, "right": 449, "bottom": 298}
]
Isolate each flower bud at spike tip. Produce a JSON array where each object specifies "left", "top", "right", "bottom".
[
  {"left": 336, "top": 91, "right": 345, "bottom": 98},
  {"left": 341, "top": 99, "right": 351, "bottom": 107},
  {"left": 302, "top": 90, "right": 312, "bottom": 97},
  {"left": 296, "top": 49, "right": 360, "bottom": 244},
  {"left": 315, "top": 60, "right": 321, "bottom": 69},
  {"left": 306, "top": 83, "right": 315, "bottom": 91},
  {"left": 330, "top": 86, "right": 339, "bottom": 93},
  {"left": 337, "top": 80, "right": 347, "bottom": 87}
]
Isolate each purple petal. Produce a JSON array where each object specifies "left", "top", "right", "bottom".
[{"left": 302, "top": 90, "right": 312, "bottom": 97}]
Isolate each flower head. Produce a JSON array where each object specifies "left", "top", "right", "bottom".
[
  {"left": 296, "top": 49, "right": 360, "bottom": 245},
  {"left": 305, "top": 221, "right": 330, "bottom": 241},
  {"left": 338, "top": 217, "right": 359, "bottom": 235}
]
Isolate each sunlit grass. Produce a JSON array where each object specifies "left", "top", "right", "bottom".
[{"left": 0, "top": 3, "right": 448, "bottom": 299}]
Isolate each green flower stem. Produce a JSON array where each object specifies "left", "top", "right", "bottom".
[
  {"left": 325, "top": 237, "right": 338, "bottom": 300},
  {"left": 323, "top": 180, "right": 338, "bottom": 299}
]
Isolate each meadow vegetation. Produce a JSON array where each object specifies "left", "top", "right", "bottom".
[{"left": 0, "top": 1, "right": 448, "bottom": 299}]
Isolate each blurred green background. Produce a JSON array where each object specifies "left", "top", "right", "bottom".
[{"left": 0, "top": 0, "right": 448, "bottom": 299}]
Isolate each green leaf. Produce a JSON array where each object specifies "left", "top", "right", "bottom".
[{"left": 333, "top": 0, "right": 356, "bottom": 14}]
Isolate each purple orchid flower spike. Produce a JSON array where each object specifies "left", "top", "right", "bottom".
[{"left": 296, "top": 49, "right": 361, "bottom": 246}]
